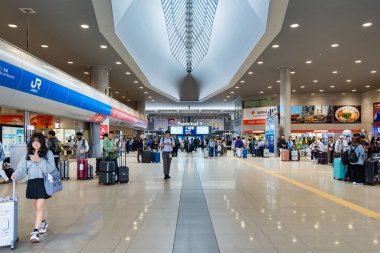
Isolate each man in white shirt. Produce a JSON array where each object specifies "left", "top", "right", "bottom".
[
  {"left": 74, "top": 132, "right": 90, "bottom": 159},
  {"left": 334, "top": 135, "right": 345, "bottom": 157},
  {"left": 159, "top": 130, "right": 175, "bottom": 180}
]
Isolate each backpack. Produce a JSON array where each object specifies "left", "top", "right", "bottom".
[
  {"left": 51, "top": 139, "right": 62, "bottom": 155},
  {"left": 348, "top": 146, "right": 359, "bottom": 164},
  {"left": 341, "top": 150, "right": 350, "bottom": 165}
]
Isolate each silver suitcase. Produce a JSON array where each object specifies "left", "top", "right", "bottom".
[{"left": 0, "top": 181, "right": 18, "bottom": 249}]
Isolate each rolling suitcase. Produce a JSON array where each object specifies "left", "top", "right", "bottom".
[
  {"left": 291, "top": 150, "right": 299, "bottom": 161},
  {"left": 151, "top": 151, "right": 160, "bottom": 163},
  {"left": 59, "top": 160, "right": 70, "bottom": 180},
  {"left": 0, "top": 181, "right": 18, "bottom": 249},
  {"left": 263, "top": 149, "right": 270, "bottom": 158},
  {"left": 364, "top": 158, "right": 380, "bottom": 185},
  {"left": 118, "top": 152, "right": 129, "bottom": 183},
  {"left": 87, "top": 164, "right": 94, "bottom": 179},
  {"left": 95, "top": 157, "right": 103, "bottom": 176},
  {"left": 333, "top": 158, "right": 347, "bottom": 180},
  {"left": 281, "top": 149, "right": 290, "bottom": 161},
  {"left": 77, "top": 158, "right": 89, "bottom": 180},
  {"left": 142, "top": 151, "right": 152, "bottom": 163},
  {"left": 204, "top": 148, "right": 209, "bottom": 158},
  {"left": 318, "top": 152, "right": 328, "bottom": 165},
  {"left": 99, "top": 161, "right": 116, "bottom": 185}
]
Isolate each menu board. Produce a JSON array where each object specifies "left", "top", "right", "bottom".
[
  {"left": 333, "top": 106, "right": 361, "bottom": 123},
  {"left": 196, "top": 126, "right": 210, "bottom": 135},
  {"left": 170, "top": 126, "right": 183, "bottom": 135}
]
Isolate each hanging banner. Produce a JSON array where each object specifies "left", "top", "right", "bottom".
[{"left": 243, "top": 107, "right": 277, "bottom": 125}]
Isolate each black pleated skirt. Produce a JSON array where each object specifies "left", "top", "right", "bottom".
[{"left": 26, "top": 178, "right": 51, "bottom": 199}]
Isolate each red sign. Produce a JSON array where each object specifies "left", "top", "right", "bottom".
[
  {"left": 243, "top": 119, "right": 266, "bottom": 125},
  {"left": 99, "top": 125, "right": 108, "bottom": 140},
  {"left": 90, "top": 114, "right": 107, "bottom": 123},
  {"left": 110, "top": 107, "right": 148, "bottom": 128}
]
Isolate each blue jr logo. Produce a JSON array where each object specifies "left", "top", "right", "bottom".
[{"left": 30, "top": 78, "right": 42, "bottom": 93}]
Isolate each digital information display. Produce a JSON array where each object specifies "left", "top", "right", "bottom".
[
  {"left": 184, "top": 126, "right": 196, "bottom": 135},
  {"left": 170, "top": 126, "right": 184, "bottom": 135},
  {"left": 196, "top": 126, "right": 210, "bottom": 135}
]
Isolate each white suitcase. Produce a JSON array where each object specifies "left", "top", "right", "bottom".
[
  {"left": 204, "top": 148, "right": 209, "bottom": 158},
  {"left": 263, "top": 149, "right": 270, "bottom": 158},
  {"left": 0, "top": 181, "right": 18, "bottom": 249}
]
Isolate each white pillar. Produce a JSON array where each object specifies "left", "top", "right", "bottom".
[
  {"left": 90, "top": 66, "right": 111, "bottom": 96},
  {"left": 279, "top": 67, "right": 292, "bottom": 138}
]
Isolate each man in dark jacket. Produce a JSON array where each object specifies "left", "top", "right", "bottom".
[
  {"left": 137, "top": 136, "right": 144, "bottom": 163},
  {"left": 277, "top": 136, "right": 287, "bottom": 157}
]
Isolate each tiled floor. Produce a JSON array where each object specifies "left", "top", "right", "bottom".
[{"left": 1, "top": 150, "right": 380, "bottom": 252}]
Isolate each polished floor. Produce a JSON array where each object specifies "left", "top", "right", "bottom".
[{"left": 1, "top": 150, "right": 380, "bottom": 252}]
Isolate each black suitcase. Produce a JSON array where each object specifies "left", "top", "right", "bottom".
[
  {"left": 364, "top": 158, "right": 380, "bottom": 185},
  {"left": 87, "top": 164, "right": 94, "bottom": 179},
  {"left": 142, "top": 151, "right": 152, "bottom": 163},
  {"left": 99, "top": 161, "right": 116, "bottom": 185},
  {"left": 95, "top": 157, "right": 103, "bottom": 176},
  {"left": 118, "top": 152, "right": 129, "bottom": 183},
  {"left": 59, "top": 160, "right": 70, "bottom": 180}
]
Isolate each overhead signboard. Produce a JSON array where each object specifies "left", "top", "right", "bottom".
[
  {"left": 196, "top": 126, "right": 210, "bottom": 135},
  {"left": 243, "top": 107, "right": 277, "bottom": 125},
  {"left": 170, "top": 126, "right": 183, "bottom": 135}
]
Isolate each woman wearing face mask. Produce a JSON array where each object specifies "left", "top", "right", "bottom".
[{"left": 11, "top": 133, "right": 56, "bottom": 243}]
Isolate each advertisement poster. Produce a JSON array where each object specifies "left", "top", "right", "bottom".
[
  {"left": 304, "top": 106, "right": 333, "bottom": 123},
  {"left": 265, "top": 117, "right": 277, "bottom": 154},
  {"left": 373, "top": 102, "right": 380, "bottom": 122},
  {"left": 333, "top": 106, "right": 361, "bottom": 123},
  {"left": 0, "top": 114, "right": 54, "bottom": 128},
  {"left": 1, "top": 126, "right": 24, "bottom": 157},
  {"left": 290, "top": 106, "right": 304, "bottom": 124},
  {"left": 243, "top": 107, "right": 277, "bottom": 125}
]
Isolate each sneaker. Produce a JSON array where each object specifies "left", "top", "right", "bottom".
[
  {"left": 30, "top": 231, "right": 40, "bottom": 243},
  {"left": 167, "top": 175, "right": 171, "bottom": 179},
  {"left": 39, "top": 220, "right": 48, "bottom": 234},
  {"left": 353, "top": 182, "right": 357, "bottom": 185}
]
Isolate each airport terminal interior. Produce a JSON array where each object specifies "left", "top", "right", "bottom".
[{"left": 1, "top": 0, "right": 380, "bottom": 252}]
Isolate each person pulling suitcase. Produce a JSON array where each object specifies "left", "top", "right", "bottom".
[
  {"left": 159, "top": 131, "right": 175, "bottom": 180},
  {"left": 103, "top": 131, "right": 120, "bottom": 183}
]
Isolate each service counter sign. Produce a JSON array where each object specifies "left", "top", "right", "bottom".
[{"left": 243, "top": 107, "right": 277, "bottom": 125}]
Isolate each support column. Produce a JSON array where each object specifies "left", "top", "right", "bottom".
[
  {"left": 90, "top": 66, "right": 111, "bottom": 96},
  {"left": 24, "top": 111, "right": 30, "bottom": 143},
  {"left": 279, "top": 67, "right": 292, "bottom": 139},
  {"left": 137, "top": 101, "right": 146, "bottom": 115}
]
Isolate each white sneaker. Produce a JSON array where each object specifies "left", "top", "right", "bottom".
[
  {"left": 39, "top": 220, "right": 48, "bottom": 234},
  {"left": 30, "top": 231, "right": 40, "bottom": 243},
  {"left": 353, "top": 182, "right": 357, "bottom": 185}
]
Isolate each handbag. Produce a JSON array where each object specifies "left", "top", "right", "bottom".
[{"left": 43, "top": 167, "right": 63, "bottom": 196}]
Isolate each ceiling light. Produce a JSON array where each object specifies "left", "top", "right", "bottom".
[
  {"left": 366, "top": 85, "right": 371, "bottom": 88},
  {"left": 332, "top": 71, "right": 338, "bottom": 74},
  {"left": 107, "top": 86, "right": 111, "bottom": 89},
  {"left": 352, "top": 89, "right": 357, "bottom": 92},
  {"left": 313, "top": 80, "right": 318, "bottom": 83},
  {"left": 248, "top": 72, "right": 253, "bottom": 75},
  {"left": 306, "top": 60, "right": 312, "bottom": 64},
  {"left": 67, "top": 61, "right": 74, "bottom": 64},
  {"left": 312, "top": 93, "right": 315, "bottom": 95},
  {"left": 362, "top": 22, "right": 372, "bottom": 27},
  {"left": 134, "top": 81, "right": 139, "bottom": 84},
  {"left": 144, "top": 92, "right": 149, "bottom": 94},
  {"left": 276, "top": 80, "right": 280, "bottom": 83},
  {"left": 84, "top": 71, "right": 89, "bottom": 75},
  {"left": 224, "top": 99, "right": 227, "bottom": 101},
  {"left": 240, "top": 80, "right": 245, "bottom": 83},
  {"left": 272, "top": 44, "right": 279, "bottom": 48},
  {"left": 127, "top": 99, "right": 131, "bottom": 102},
  {"left": 100, "top": 45, "right": 107, "bottom": 49},
  {"left": 268, "top": 86, "right": 272, "bottom": 89},
  {"left": 300, "top": 86, "right": 305, "bottom": 88},
  {"left": 292, "top": 90, "right": 296, "bottom": 92},
  {"left": 230, "top": 91, "right": 235, "bottom": 94},
  {"left": 320, "top": 89, "right": 324, "bottom": 92},
  {"left": 290, "top": 71, "right": 295, "bottom": 74},
  {"left": 330, "top": 85, "right": 335, "bottom": 88},
  {"left": 80, "top": 24, "right": 90, "bottom": 29},
  {"left": 8, "top": 24, "right": 18, "bottom": 28},
  {"left": 260, "top": 91, "right": 264, "bottom": 94},
  {"left": 116, "top": 61, "right": 122, "bottom": 65},
  {"left": 342, "top": 93, "right": 346, "bottom": 95},
  {"left": 346, "top": 79, "right": 352, "bottom": 83},
  {"left": 114, "top": 91, "right": 119, "bottom": 94},
  {"left": 226, "top": 95, "right": 230, "bottom": 98},
  {"left": 122, "top": 96, "right": 126, "bottom": 98},
  {"left": 126, "top": 72, "right": 131, "bottom": 75},
  {"left": 371, "top": 70, "right": 377, "bottom": 74},
  {"left": 235, "top": 86, "right": 239, "bottom": 89},
  {"left": 148, "top": 96, "right": 152, "bottom": 99},
  {"left": 331, "top": 43, "right": 339, "bottom": 48},
  {"left": 290, "top": 24, "right": 299, "bottom": 28},
  {"left": 41, "top": 45, "right": 48, "bottom": 48},
  {"left": 355, "top": 60, "right": 362, "bottom": 64},
  {"left": 257, "top": 61, "right": 263, "bottom": 64},
  {"left": 151, "top": 100, "right": 155, "bottom": 102},
  {"left": 139, "top": 86, "right": 144, "bottom": 89}
]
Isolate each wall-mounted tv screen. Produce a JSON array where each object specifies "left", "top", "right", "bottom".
[
  {"left": 196, "top": 126, "right": 210, "bottom": 135},
  {"left": 170, "top": 126, "right": 183, "bottom": 135},
  {"left": 184, "top": 126, "right": 196, "bottom": 135}
]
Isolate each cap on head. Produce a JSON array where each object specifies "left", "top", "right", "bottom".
[{"left": 76, "top": 132, "right": 83, "bottom": 136}]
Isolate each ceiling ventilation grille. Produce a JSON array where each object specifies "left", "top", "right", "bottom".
[
  {"left": 161, "top": 0, "right": 218, "bottom": 73},
  {"left": 19, "top": 8, "right": 36, "bottom": 14}
]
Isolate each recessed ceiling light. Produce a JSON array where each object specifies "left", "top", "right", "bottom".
[
  {"left": 224, "top": 99, "right": 227, "bottom": 101},
  {"left": 134, "top": 81, "right": 139, "bottom": 84},
  {"left": 272, "top": 44, "right": 279, "bottom": 48},
  {"left": 67, "top": 61, "right": 74, "bottom": 64},
  {"left": 300, "top": 86, "right": 305, "bottom": 88},
  {"left": 84, "top": 71, "right": 89, "bottom": 75},
  {"left": 148, "top": 96, "right": 152, "bottom": 99},
  {"left": 248, "top": 72, "right": 253, "bottom": 75},
  {"left": 292, "top": 90, "right": 296, "bottom": 92},
  {"left": 226, "top": 95, "right": 230, "bottom": 98},
  {"left": 114, "top": 91, "right": 119, "bottom": 94},
  {"left": 378, "top": 89, "right": 380, "bottom": 92},
  {"left": 290, "top": 24, "right": 299, "bottom": 28},
  {"left": 230, "top": 91, "right": 235, "bottom": 94},
  {"left": 260, "top": 91, "right": 264, "bottom": 94},
  {"left": 366, "top": 85, "right": 371, "bottom": 88},
  {"left": 346, "top": 79, "right": 352, "bottom": 83},
  {"left": 332, "top": 71, "right": 338, "bottom": 74},
  {"left": 268, "top": 86, "right": 272, "bottom": 89},
  {"left": 139, "top": 86, "right": 144, "bottom": 89},
  {"left": 126, "top": 72, "right": 131, "bottom": 75},
  {"left": 127, "top": 99, "right": 131, "bottom": 102},
  {"left": 313, "top": 80, "right": 318, "bottom": 83},
  {"left": 330, "top": 85, "right": 335, "bottom": 88},
  {"left": 306, "top": 60, "right": 312, "bottom": 64},
  {"left": 151, "top": 100, "right": 155, "bottom": 102},
  {"left": 371, "top": 70, "right": 377, "bottom": 74},
  {"left": 276, "top": 80, "right": 280, "bottom": 83},
  {"left": 41, "top": 45, "right": 48, "bottom": 48},
  {"left": 342, "top": 93, "right": 346, "bottom": 95},
  {"left": 352, "top": 89, "right": 357, "bottom": 92},
  {"left": 116, "top": 61, "right": 122, "bottom": 65},
  {"left": 122, "top": 96, "right": 126, "bottom": 98},
  {"left": 144, "top": 91, "right": 148, "bottom": 94},
  {"left": 8, "top": 24, "right": 18, "bottom": 28},
  {"left": 100, "top": 45, "right": 107, "bottom": 49},
  {"left": 240, "top": 80, "right": 245, "bottom": 83},
  {"left": 331, "top": 43, "right": 339, "bottom": 48},
  {"left": 80, "top": 24, "right": 90, "bottom": 29},
  {"left": 319, "top": 89, "right": 324, "bottom": 92},
  {"left": 312, "top": 93, "right": 315, "bottom": 95},
  {"left": 107, "top": 86, "right": 111, "bottom": 89},
  {"left": 355, "top": 60, "right": 362, "bottom": 64},
  {"left": 290, "top": 71, "right": 295, "bottom": 74},
  {"left": 235, "top": 86, "right": 239, "bottom": 89},
  {"left": 257, "top": 61, "right": 264, "bottom": 64},
  {"left": 362, "top": 22, "right": 372, "bottom": 27}
]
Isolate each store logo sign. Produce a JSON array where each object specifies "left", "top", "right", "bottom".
[{"left": 30, "top": 78, "right": 42, "bottom": 93}]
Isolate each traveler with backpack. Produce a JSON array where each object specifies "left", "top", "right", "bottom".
[
  {"left": 348, "top": 136, "right": 366, "bottom": 185},
  {"left": 159, "top": 131, "right": 175, "bottom": 179},
  {"left": 47, "top": 130, "right": 61, "bottom": 169},
  {"left": 74, "top": 132, "right": 89, "bottom": 159},
  {"left": 11, "top": 133, "right": 56, "bottom": 243},
  {"left": 0, "top": 141, "right": 10, "bottom": 184}
]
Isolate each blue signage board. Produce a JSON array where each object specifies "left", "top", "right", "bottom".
[{"left": 265, "top": 117, "right": 278, "bottom": 154}]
